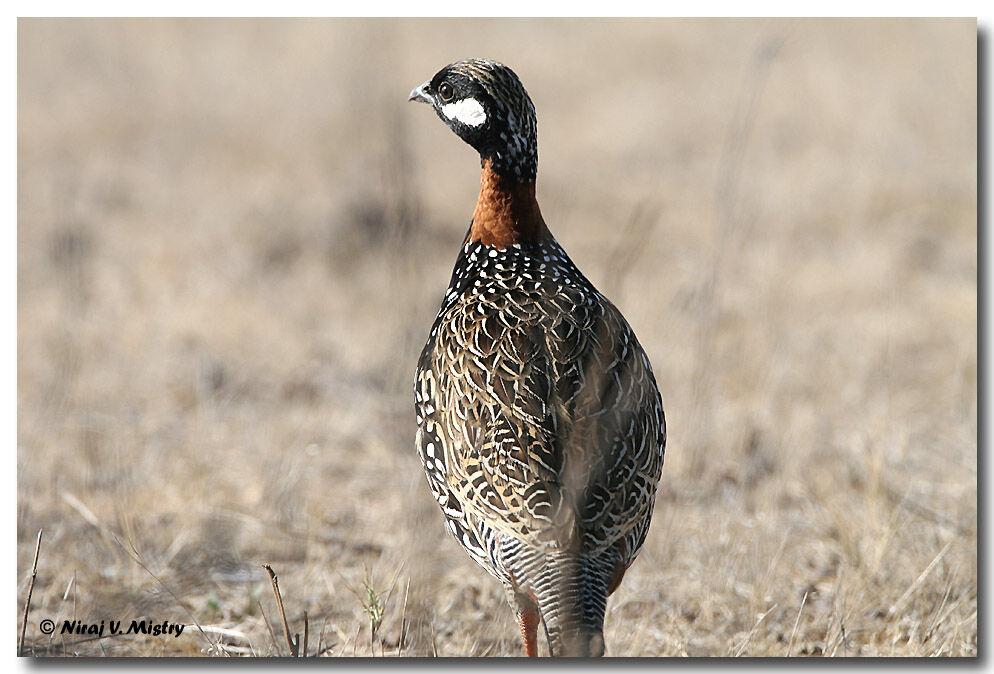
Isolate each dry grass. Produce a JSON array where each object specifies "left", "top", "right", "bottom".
[{"left": 17, "top": 18, "right": 976, "bottom": 657}]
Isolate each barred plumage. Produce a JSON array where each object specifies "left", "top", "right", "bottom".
[{"left": 410, "top": 59, "right": 666, "bottom": 657}]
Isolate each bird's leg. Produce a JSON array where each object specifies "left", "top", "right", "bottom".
[
  {"left": 515, "top": 604, "right": 540, "bottom": 657},
  {"left": 505, "top": 582, "right": 541, "bottom": 657}
]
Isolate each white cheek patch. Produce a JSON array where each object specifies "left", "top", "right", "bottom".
[{"left": 441, "top": 98, "right": 487, "bottom": 127}]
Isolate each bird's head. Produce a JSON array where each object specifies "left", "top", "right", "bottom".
[{"left": 409, "top": 58, "right": 538, "bottom": 182}]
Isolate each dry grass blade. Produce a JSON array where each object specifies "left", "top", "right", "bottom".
[
  {"left": 732, "top": 604, "right": 778, "bottom": 657},
  {"left": 264, "top": 564, "right": 301, "bottom": 657},
  {"left": 786, "top": 590, "right": 808, "bottom": 657},
  {"left": 19, "top": 529, "right": 43, "bottom": 657},
  {"left": 889, "top": 540, "right": 954, "bottom": 616},
  {"left": 302, "top": 611, "right": 309, "bottom": 659},
  {"left": 257, "top": 599, "right": 280, "bottom": 655},
  {"left": 198, "top": 625, "right": 251, "bottom": 642}
]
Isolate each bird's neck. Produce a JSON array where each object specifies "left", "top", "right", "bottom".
[{"left": 468, "top": 159, "right": 549, "bottom": 249}]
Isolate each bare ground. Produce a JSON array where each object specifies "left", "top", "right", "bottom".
[{"left": 16, "top": 18, "right": 976, "bottom": 657}]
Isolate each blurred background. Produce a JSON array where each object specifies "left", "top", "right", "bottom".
[{"left": 17, "top": 18, "right": 976, "bottom": 656}]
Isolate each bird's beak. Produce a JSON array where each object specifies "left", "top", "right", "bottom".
[{"left": 408, "top": 80, "right": 433, "bottom": 105}]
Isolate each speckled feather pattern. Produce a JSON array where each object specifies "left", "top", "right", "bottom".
[
  {"left": 412, "top": 58, "right": 666, "bottom": 656},
  {"left": 414, "top": 236, "right": 665, "bottom": 651}
]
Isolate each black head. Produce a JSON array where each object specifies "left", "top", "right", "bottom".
[{"left": 409, "top": 58, "right": 538, "bottom": 182}]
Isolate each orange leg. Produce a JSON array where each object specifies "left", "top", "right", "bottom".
[{"left": 515, "top": 605, "right": 540, "bottom": 657}]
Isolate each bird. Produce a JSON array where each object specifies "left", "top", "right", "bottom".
[{"left": 409, "top": 58, "right": 666, "bottom": 657}]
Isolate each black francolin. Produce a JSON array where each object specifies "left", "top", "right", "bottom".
[{"left": 409, "top": 58, "right": 666, "bottom": 657}]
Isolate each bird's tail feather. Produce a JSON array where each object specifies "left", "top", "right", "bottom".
[{"left": 502, "top": 539, "right": 618, "bottom": 657}]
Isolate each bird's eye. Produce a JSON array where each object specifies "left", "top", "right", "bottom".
[{"left": 438, "top": 82, "right": 454, "bottom": 102}]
